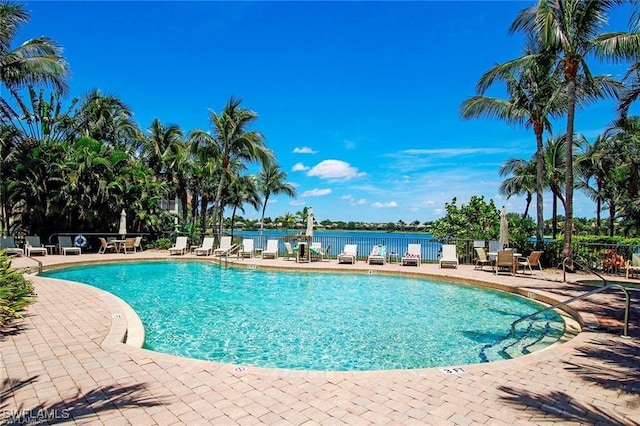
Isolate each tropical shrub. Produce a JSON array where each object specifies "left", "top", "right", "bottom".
[
  {"left": 146, "top": 237, "right": 173, "bottom": 250},
  {"left": 0, "top": 251, "right": 36, "bottom": 327}
]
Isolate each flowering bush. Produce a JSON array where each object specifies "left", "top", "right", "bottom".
[{"left": 600, "top": 249, "right": 626, "bottom": 270}]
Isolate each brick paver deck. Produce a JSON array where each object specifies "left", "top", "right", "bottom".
[{"left": 1, "top": 251, "right": 639, "bottom": 425}]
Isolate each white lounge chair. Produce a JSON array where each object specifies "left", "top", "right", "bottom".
[
  {"left": 194, "top": 237, "right": 215, "bottom": 256},
  {"left": 626, "top": 253, "right": 640, "bottom": 279},
  {"left": 262, "top": 239, "right": 279, "bottom": 259},
  {"left": 25, "top": 236, "right": 47, "bottom": 257},
  {"left": 168, "top": 236, "right": 188, "bottom": 255},
  {"left": 0, "top": 236, "right": 24, "bottom": 256},
  {"left": 337, "top": 244, "right": 357, "bottom": 264},
  {"left": 401, "top": 244, "right": 421, "bottom": 266},
  {"left": 238, "top": 239, "right": 254, "bottom": 258},
  {"left": 213, "top": 236, "right": 232, "bottom": 256},
  {"left": 367, "top": 245, "right": 387, "bottom": 265},
  {"left": 58, "top": 236, "right": 81, "bottom": 255},
  {"left": 439, "top": 244, "right": 458, "bottom": 268}
]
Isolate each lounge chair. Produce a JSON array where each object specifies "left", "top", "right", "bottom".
[
  {"left": 439, "top": 244, "right": 458, "bottom": 268},
  {"left": 58, "top": 236, "right": 81, "bottom": 255},
  {"left": 98, "top": 237, "right": 116, "bottom": 254},
  {"left": 238, "top": 239, "right": 254, "bottom": 258},
  {"left": 495, "top": 250, "right": 515, "bottom": 275},
  {"left": 310, "top": 242, "right": 330, "bottom": 261},
  {"left": 626, "top": 253, "right": 640, "bottom": 279},
  {"left": 283, "top": 242, "right": 296, "bottom": 261},
  {"left": 517, "top": 250, "right": 543, "bottom": 274},
  {"left": 367, "top": 245, "right": 387, "bottom": 265},
  {"left": 337, "top": 244, "right": 357, "bottom": 264},
  {"left": 25, "top": 236, "right": 47, "bottom": 257},
  {"left": 262, "top": 239, "right": 279, "bottom": 259},
  {"left": 0, "top": 236, "right": 24, "bottom": 256},
  {"left": 401, "top": 244, "right": 421, "bottom": 266},
  {"left": 168, "top": 236, "right": 188, "bottom": 255},
  {"left": 194, "top": 237, "right": 215, "bottom": 256},
  {"left": 213, "top": 236, "right": 236, "bottom": 256}
]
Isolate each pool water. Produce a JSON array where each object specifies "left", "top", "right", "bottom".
[{"left": 44, "top": 261, "right": 565, "bottom": 371}]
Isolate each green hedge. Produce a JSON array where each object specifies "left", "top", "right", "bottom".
[{"left": 0, "top": 251, "right": 36, "bottom": 327}]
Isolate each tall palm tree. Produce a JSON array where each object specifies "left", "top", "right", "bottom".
[
  {"left": 510, "top": 0, "right": 626, "bottom": 261},
  {"left": 141, "top": 118, "right": 184, "bottom": 177},
  {"left": 198, "top": 97, "right": 274, "bottom": 240},
  {"left": 461, "top": 37, "right": 564, "bottom": 247},
  {"left": 575, "top": 135, "right": 612, "bottom": 235},
  {"left": 498, "top": 156, "right": 537, "bottom": 218},
  {"left": 0, "top": 1, "right": 69, "bottom": 94},
  {"left": 257, "top": 163, "right": 297, "bottom": 234}
]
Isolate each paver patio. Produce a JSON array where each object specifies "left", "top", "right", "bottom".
[{"left": 1, "top": 251, "right": 639, "bottom": 425}]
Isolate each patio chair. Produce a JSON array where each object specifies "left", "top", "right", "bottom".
[
  {"left": 238, "top": 239, "right": 254, "bottom": 258},
  {"left": 58, "top": 236, "right": 81, "bottom": 255},
  {"left": 337, "top": 244, "right": 357, "bottom": 264},
  {"left": 474, "top": 247, "right": 491, "bottom": 270},
  {"left": 0, "top": 236, "right": 24, "bottom": 256},
  {"left": 495, "top": 250, "right": 515, "bottom": 275},
  {"left": 283, "top": 242, "right": 296, "bottom": 261},
  {"left": 123, "top": 237, "right": 137, "bottom": 254},
  {"left": 98, "top": 237, "right": 116, "bottom": 254},
  {"left": 168, "top": 236, "right": 188, "bottom": 255},
  {"left": 262, "top": 239, "right": 279, "bottom": 259},
  {"left": 517, "top": 250, "right": 544, "bottom": 274},
  {"left": 439, "top": 244, "right": 458, "bottom": 269},
  {"left": 626, "top": 253, "right": 640, "bottom": 279},
  {"left": 367, "top": 245, "right": 387, "bottom": 265},
  {"left": 25, "top": 236, "right": 47, "bottom": 257},
  {"left": 194, "top": 237, "right": 215, "bottom": 256},
  {"left": 401, "top": 244, "right": 421, "bottom": 266},
  {"left": 133, "top": 236, "right": 143, "bottom": 252},
  {"left": 310, "top": 242, "right": 330, "bottom": 261}
]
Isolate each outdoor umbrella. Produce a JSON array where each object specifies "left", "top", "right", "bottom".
[
  {"left": 499, "top": 207, "right": 509, "bottom": 247},
  {"left": 119, "top": 209, "right": 127, "bottom": 238},
  {"left": 306, "top": 207, "right": 314, "bottom": 238}
]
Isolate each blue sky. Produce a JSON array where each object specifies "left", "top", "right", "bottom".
[{"left": 18, "top": 1, "right": 636, "bottom": 224}]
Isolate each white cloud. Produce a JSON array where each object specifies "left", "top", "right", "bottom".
[
  {"left": 301, "top": 188, "right": 332, "bottom": 197},
  {"left": 307, "top": 159, "right": 366, "bottom": 180},
  {"left": 293, "top": 146, "right": 318, "bottom": 154},
  {"left": 292, "top": 162, "right": 310, "bottom": 172},
  {"left": 342, "top": 194, "right": 367, "bottom": 206},
  {"left": 371, "top": 201, "right": 398, "bottom": 208},
  {"left": 289, "top": 200, "right": 306, "bottom": 206}
]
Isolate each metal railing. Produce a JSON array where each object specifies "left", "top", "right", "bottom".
[{"left": 511, "top": 257, "right": 631, "bottom": 337}]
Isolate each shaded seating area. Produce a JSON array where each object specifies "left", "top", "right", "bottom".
[
  {"left": 168, "top": 236, "right": 188, "bottom": 255},
  {"left": 0, "top": 236, "right": 24, "bottom": 256},
  {"left": 517, "top": 250, "right": 543, "bottom": 274},
  {"left": 25, "top": 236, "right": 47, "bottom": 257},
  {"left": 337, "top": 244, "right": 357, "bottom": 264},
  {"left": 58, "top": 236, "right": 81, "bottom": 255},
  {"left": 262, "top": 239, "right": 279, "bottom": 259},
  {"left": 194, "top": 237, "right": 214, "bottom": 256},
  {"left": 367, "top": 245, "right": 387, "bottom": 265},
  {"left": 401, "top": 244, "right": 421, "bottom": 266}
]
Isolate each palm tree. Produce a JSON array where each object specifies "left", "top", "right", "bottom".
[
  {"left": 257, "top": 163, "right": 296, "bottom": 235},
  {"left": 510, "top": 0, "right": 627, "bottom": 261},
  {"left": 141, "top": 118, "right": 184, "bottom": 177},
  {"left": 498, "top": 156, "right": 537, "bottom": 218},
  {"left": 199, "top": 97, "right": 274, "bottom": 240},
  {"left": 225, "top": 174, "right": 261, "bottom": 239},
  {"left": 575, "top": 135, "right": 612, "bottom": 235},
  {"left": 0, "top": 1, "right": 69, "bottom": 94},
  {"left": 461, "top": 37, "right": 564, "bottom": 247}
]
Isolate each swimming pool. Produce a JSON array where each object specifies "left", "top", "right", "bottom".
[{"left": 44, "top": 261, "right": 565, "bottom": 371}]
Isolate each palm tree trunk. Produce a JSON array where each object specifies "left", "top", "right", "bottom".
[
  {"left": 552, "top": 194, "right": 558, "bottom": 240},
  {"left": 608, "top": 202, "right": 615, "bottom": 237},
  {"left": 523, "top": 192, "right": 532, "bottom": 219},
  {"left": 211, "top": 174, "right": 227, "bottom": 243},
  {"left": 563, "top": 65, "right": 577, "bottom": 263},
  {"left": 535, "top": 128, "right": 545, "bottom": 248}
]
